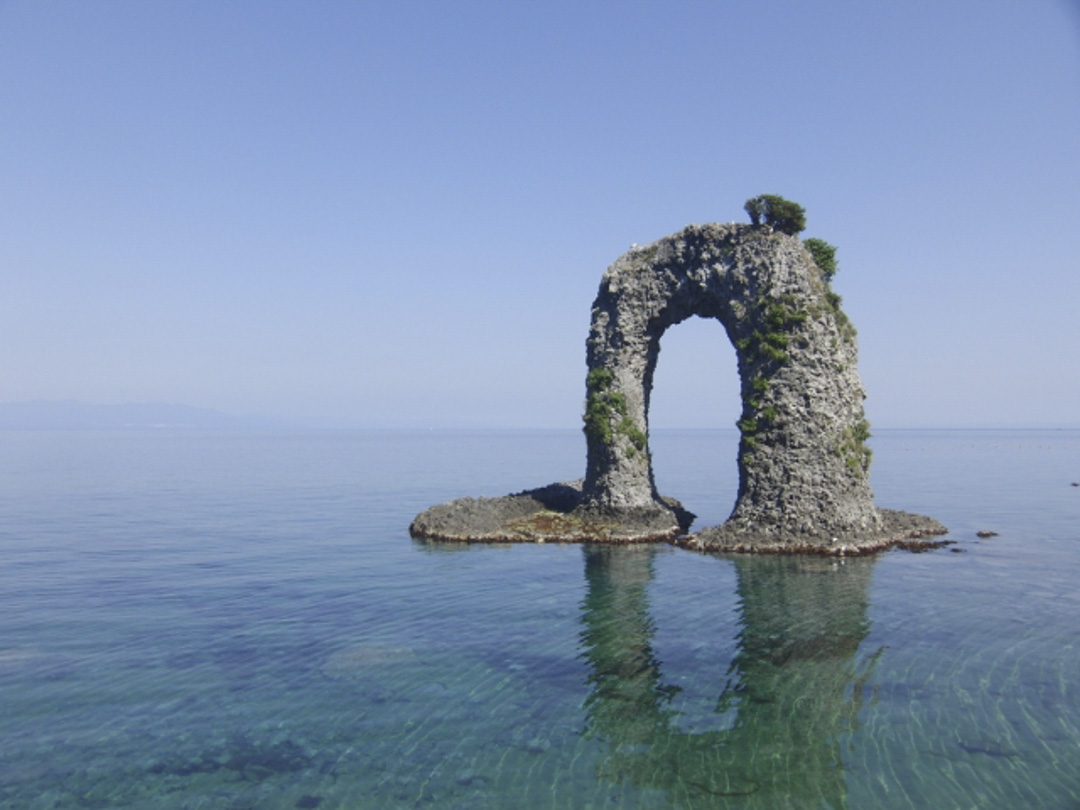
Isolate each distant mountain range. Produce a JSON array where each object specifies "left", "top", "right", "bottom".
[{"left": 0, "top": 400, "right": 287, "bottom": 430}]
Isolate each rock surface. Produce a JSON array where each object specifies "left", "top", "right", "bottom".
[
  {"left": 410, "top": 480, "right": 694, "bottom": 544},
  {"left": 410, "top": 222, "right": 945, "bottom": 553}
]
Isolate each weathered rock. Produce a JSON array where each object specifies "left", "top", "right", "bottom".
[
  {"left": 409, "top": 480, "right": 694, "bottom": 543},
  {"left": 582, "top": 223, "right": 879, "bottom": 537},
  {"left": 680, "top": 509, "right": 949, "bottom": 556},
  {"left": 410, "top": 221, "right": 945, "bottom": 552}
]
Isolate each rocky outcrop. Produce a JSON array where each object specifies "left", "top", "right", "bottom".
[
  {"left": 410, "top": 222, "right": 945, "bottom": 553},
  {"left": 409, "top": 480, "right": 695, "bottom": 544}
]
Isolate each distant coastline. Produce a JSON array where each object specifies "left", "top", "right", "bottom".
[{"left": 0, "top": 400, "right": 285, "bottom": 430}]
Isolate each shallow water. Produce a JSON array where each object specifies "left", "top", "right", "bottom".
[{"left": 0, "top": 428, "right": 1077, "bottom": 808}]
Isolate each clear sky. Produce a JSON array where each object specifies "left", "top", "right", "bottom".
[{"left": 2, "top": 0, "right": 1078, "bottom": 429}]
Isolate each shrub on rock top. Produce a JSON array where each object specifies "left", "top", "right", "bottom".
[{"left": 744, "top": 194, "right": 807, "bottom": 235}]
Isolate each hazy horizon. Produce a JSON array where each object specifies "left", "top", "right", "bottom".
[{"left": 1, "top": 398, "right": 1076, "bottom": 432}]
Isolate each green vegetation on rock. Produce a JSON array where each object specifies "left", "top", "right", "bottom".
[
  {"left": 736, "top": 294, "right": 808, "bottom": 367},
  {"left": 836, "top": 418, "right": 873, "bottom": 475},
  {"left": 741, "top": 197, "right": 851, "bottom": 345},
  {"left": 824, "top": 290, "right": 856, "bottom": 342},
  {"left": 583, "top": 367, "right": 647, "bottom": 460},
  {"left": 737, "top": 416, "right": 759, "bottom": 452},
  {"left": 584, "top": 368, "right": 617, "bottom": 445},
  {"left": 803, "top": 237, "right": 838, "bottom": 282},
  {"left": 732, "top": 294, "right": 812, "bottom": 455},
  {"left": 744, "top": 194, "right": 807, "bottom": 235}
]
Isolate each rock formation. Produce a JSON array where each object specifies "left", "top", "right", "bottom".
[{"left": 410, "top": 222, "right": 945, "bottom": 553}]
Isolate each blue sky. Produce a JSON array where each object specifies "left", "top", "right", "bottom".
[{"left": 2, "top": 0, "right": 1078, "bottom": 428}]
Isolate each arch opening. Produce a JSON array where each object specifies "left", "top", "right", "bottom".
[{"left": 647, "top": 316, "right": 741, "bottom": 528}]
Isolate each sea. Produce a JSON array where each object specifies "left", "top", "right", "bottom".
[{"left": 0, "top": 427, "right": 1077, "bottom": 809}]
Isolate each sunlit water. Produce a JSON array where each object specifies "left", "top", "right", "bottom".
[{"left": 0, "top": 428, "right": 1077, "bottom": 809}]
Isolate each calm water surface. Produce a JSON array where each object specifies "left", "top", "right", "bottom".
[{"left": 0, "top": 429, "right": 1077, "bottom": 808}]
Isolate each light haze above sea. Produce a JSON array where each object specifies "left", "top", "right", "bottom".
[{"left": 2, "top": 1, "right": 1078, "bottom": 430}]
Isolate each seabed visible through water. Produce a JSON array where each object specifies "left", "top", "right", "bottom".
[{"left": 0, "top": 428, "right": 1078, "bottom": 808}]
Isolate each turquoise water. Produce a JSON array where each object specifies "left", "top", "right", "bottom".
[{"left": 0, "top": 428, "right": 1078, "bottom": 808}]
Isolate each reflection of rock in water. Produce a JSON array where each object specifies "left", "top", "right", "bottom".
[
  {"left": 580, "top": 548, "right": 880, "bottom": 807},
  {"left": 581, "top": 547, "right": 677, "bottom": 747},
  {"left": 320, "top": 645, "right": 415, "bottom": 680}
]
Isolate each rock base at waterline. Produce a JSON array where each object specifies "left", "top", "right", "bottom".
[
  {"left": 408, "top": 480, "right": 694, "bottom": 544},
  {"left": 411, "top": 483, "right": 948, "bottom": 554},
  {"left": 677, "top": 509, "right": 949, "bottom": 556}
]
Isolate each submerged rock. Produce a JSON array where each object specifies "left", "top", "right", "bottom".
[{"left": 321, "top": 644, "right": 415, "bottom": 680}]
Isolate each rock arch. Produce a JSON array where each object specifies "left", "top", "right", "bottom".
[
  {"left": 580, "top": 223, "right": 878, "bottom": 548},
  {"left": 410, "top": 222, "right": 946, "bottom": 553}
]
